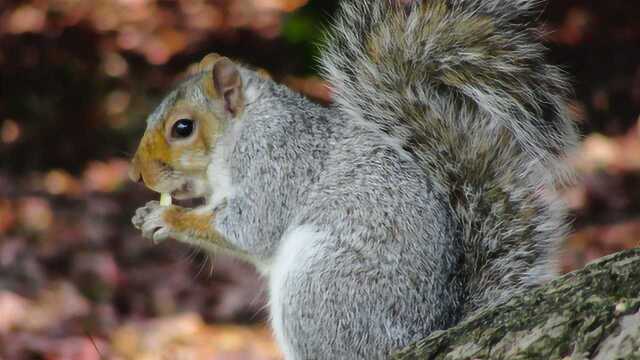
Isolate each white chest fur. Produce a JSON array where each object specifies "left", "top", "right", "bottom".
[{"left": 268, "top": 225, "right": 326, "bottom": 360}]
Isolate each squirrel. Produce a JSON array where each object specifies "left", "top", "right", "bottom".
[{"left": 129, "top": 0, "right": 578, "bottom": 358}]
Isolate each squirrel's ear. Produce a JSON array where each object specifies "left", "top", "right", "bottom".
[
  {"left": 199, "top": 53, "right": 223, "bottom": 72},
  {"left": 212, "top": 58, "right": 243, "bottom": 117},
  {"left": 185, "top": 53, "right": 223, "bottom": 76}
]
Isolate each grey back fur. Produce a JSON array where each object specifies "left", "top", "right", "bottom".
[{"left": 320, "top": 0, "right": 578, "bottom": 312}]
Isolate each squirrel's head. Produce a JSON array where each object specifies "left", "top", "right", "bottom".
[{"left": 128, "top": 53, "right": 243, "bottom": 200}]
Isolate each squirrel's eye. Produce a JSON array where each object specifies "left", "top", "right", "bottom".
[{"left": 171, "top": 119, "right": 194, "bottom": 139}]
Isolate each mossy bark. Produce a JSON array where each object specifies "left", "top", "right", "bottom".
[{"left": 393, "top": 248, "right": 640, "bottom": 360}]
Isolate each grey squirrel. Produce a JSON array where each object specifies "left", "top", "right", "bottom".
[{"left": 129, "top": 0, "right": 578, "bottom": 358}]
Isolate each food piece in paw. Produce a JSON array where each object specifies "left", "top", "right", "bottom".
[{"left": 160, "top": 193, "right": 172, "bottom": 206}]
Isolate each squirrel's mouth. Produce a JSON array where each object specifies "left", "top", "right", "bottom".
[
  {"left": 169, "top": 181, "right": 207, "bottom": 206},
  {"left": 171, "top": 182, "right": 195, "bottom": 200}
]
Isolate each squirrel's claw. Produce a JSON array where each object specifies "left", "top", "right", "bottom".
[
  {"left": 132, "top": 201, "right": 157, "bottom": 229},
  {"left": 133, "top": 200, "right": 172, "bottom": 244},
  {"left": 151, "top": 227, "right": 171, "bottom": 244}
]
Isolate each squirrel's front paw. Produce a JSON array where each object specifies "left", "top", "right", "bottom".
[{"left": 132, "top": 200, "right": 175, "bottom": 244}]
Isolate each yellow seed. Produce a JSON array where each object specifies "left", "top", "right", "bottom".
[{"left": 160, "top": 193, "right": 172, "bottom": 206}]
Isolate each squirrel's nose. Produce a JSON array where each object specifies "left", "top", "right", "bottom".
[{"left": 128, "top": 161, "right": 143, "bottom": 184}]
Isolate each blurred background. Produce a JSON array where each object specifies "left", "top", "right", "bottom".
[{"left": 0, "top": 0, "right": 638, "bottom": 358}]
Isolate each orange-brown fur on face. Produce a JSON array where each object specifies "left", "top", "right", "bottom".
[
  {"left": 130, "top": 99, "right": 222, "bottom": 195},
  {"left": 129, "top": 53, "right": 243, "bottom": 197}
]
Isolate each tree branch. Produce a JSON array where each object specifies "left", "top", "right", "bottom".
[{"left": 393, "top": 248, "right": 640, "bottom": 359}]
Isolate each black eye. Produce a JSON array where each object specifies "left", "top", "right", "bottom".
[{"left": 171, "top": 119, "right": 194, "bottom": 139}]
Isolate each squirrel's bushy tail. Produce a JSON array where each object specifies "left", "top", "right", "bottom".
[
  {"left": 321, "top": 0, "right": 576, "bottom": 173},
  {"left": 321, "top": 0, "right": 578, "bottom": 311}
]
